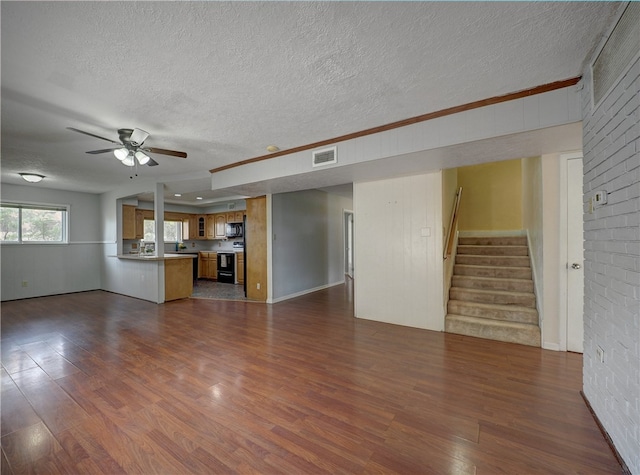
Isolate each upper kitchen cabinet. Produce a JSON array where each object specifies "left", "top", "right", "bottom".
[
  {"left": 135, "top": 209, "right": 145, "bottom": 239},
  {"left": 206, "top": 214, "right": 216, "bottom": 240},
  {"left": 196, "top": 215, "right": 206, "bottom": 239},
  {"left": 122, "top": 205, "right": 136, "bottom": 239},
  {"left": 214, "top": 214, "right": 226, "bottom": 239},
  {"left": 227, "top": 211, "right": 244, "bottom": 223}
]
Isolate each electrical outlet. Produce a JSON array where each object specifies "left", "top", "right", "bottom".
[
  {"left": 596, "top": 346, "right": 605, "bottom": 363},
  {"left": 21, "top": 280, "right": 28, "bottom": 287},
  {"left": 256, "top": 283, "right": 261, "bottom": 290},
  {"left": 594, "top": 190, "right": 608, "bottom": 206}
]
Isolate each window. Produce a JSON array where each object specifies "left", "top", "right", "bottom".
[
  {"left": 143, "top": 219, "right": 183, "bottom": 243},
  {"left": 0, "top": 203, "right": 69, "bottom": 243}
]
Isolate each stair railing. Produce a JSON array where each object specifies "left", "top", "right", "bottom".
[{"left": 444, "top": 187, "right": 462, "bottom": 259}]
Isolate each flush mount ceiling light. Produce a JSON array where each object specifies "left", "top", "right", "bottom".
[
  {"left": 196, "top": 197, "right": 203, "bottom": 200},
  {"left": 174, "top": 193, "right": 182, "bottom": 197},
  {"left": 19, "top": 173, "right": 45, "bottom": 183},
  {"left": 266, "top": 145, "right": 280, "bottom": 153}
]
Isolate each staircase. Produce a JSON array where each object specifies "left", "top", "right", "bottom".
[{"left": 445, "top": 235, "right": 541, "bottom": 347}]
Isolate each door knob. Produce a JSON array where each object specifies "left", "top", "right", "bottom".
[{"left": 571, "top": 263, "right": 581, "bottom": 269}]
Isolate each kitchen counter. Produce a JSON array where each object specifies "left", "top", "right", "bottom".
[
  {"left": 114, "top": 253, "right": 198, "bottom": 261},
  {"left": 111, "top": 254, "right": 196, "bottom": 301}
]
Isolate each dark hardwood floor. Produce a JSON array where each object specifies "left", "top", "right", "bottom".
[{"left": 1, "top": 284, "right": 621, "bottom": 474}]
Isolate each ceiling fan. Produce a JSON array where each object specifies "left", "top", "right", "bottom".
[{"left": 67, "top": 127, "right": 187, "bottom": 167}]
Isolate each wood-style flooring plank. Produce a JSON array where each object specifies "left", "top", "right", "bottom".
[
  {"left": 9, "top": 366, "right": 89, "bottom": 435},
  {"left": 0, "top": 287, "right": 623, "bottom": 474}
]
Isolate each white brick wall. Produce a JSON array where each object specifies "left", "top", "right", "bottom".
[{"left": 582, "top": 51, "right": 640, "bottom": 474}]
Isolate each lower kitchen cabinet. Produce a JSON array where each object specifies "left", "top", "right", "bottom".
[
  {"left": 164, "top": 258, "right": 193, "bottom": 301},
  {"left": 198, "top": 251, "right": 217, "bottom": 279},
  {"left": 236, "top": 252, "right": 244, "bottom": 284}
]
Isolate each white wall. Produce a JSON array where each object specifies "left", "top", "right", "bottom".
[
  {"left": 271, "top": 189, "right": 352, "bottom": 301},
  {"left": 354, "top": 172, "right": 443, "bottom": 330},
  {"left": 581, "top": 51, "right": 640, "bottom": 473},
  {"left": 1, "top": 184, "right": 102, "bottom": 300},
  {"left": 521, "top": 156, "right": 544, "bottom": 320},
  {"left": 521, "top": 154, "right": 566, "bottom": 350},
  {"left": 99, "top": 179, "right": 164, "bottom": 303}
]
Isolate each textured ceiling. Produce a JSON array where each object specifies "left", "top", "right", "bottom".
[{"left": 1, "top": 1, "right": 621, "bottom": 205}]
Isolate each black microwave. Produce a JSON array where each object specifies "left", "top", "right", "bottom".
[{"left": 226, "top": 222, "right": 243, "bottom": 238}]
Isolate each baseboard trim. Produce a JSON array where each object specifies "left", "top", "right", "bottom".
[
  {"left": 271, "top": 280, "right": 345, "bottom": 303},
  {"left": 458, "top": 230, "right": 526, "bottom": 237},
  {"left": 580, "top": 391, "right": 631, "bottom": 474},
  {"left": 542, "top": 341, "right": 560, "bottom": 351}
]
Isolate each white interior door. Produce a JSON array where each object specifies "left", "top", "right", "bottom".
[{"left": 566, "top": 158, "right": 584, "bottom": 353}]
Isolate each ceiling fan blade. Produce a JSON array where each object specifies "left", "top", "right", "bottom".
[
  {"left": 86, "top": 148, "right": 118, "bottom": 154},
  {"left": 147, "top": 157, "right": 159, "bottom": 167},
  {"left": 145, "top": 147, "right": 187, "bottom": 158},
  {"left": 130, "top": 128, "right": 149, "bottom": 146},
  {"left": 67, "top": 127, "right": 119, "bottom": 144}
]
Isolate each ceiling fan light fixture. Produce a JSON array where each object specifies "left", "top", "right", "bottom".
[
  {"left": 114, "top": 147, "right": 129, "bottom": 161},
  {"left": 19, "top": 173, "right": 45, "bottom": 183},
  {"left": 130, "top": 128, "right": 149, "bottom": 146},
  {"left": 121, "top": 153, "right": 135, "bottom": 167},
  {"left": 135, "top": 151, "right": 150, "bottom": 165}
]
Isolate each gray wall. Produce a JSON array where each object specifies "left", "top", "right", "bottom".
[
  {"left": 271, "top": 189, "right": 352, "bottom": 301},
  {"left": 1, "top": 183, "right": 102, "bottom": 300},
  {"left": 581, "top": 48, "right": 639, "bottom": 473}
]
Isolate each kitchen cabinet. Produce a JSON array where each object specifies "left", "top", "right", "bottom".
[
  {"left": 226, "top": 211, "right": 244, "bottom": 223},
  {"left": 205, "top": 215, "right": 216, "bottom": 240},
  {"left": 185, "top": 214, "right": 197, "bottom": 240},
  {"left": 198, "top": 251, "right": 217, "bottom": 279},
  {"left": 122, "top": 205, "right": 136, "bottom": 239},
  {"left": 165, "top": 258, "right": 193, "bottom": 301},
  {"left": 196, "top": 215, "right": 206, "bottom": 239},
  {"left": 227, "top": 212, "right": 244, "bottom": 223},
  {"left": 135, "top": 210, "right": 145, "bottom": 239},
  {"left": 236, "top": 252, "right": 245, "bottom": 284},
  {"left": 214, "top": 214, "right": 226, "bottom": 239}
]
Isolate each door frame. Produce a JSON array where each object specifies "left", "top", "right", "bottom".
[
  {"left": 343, "top": 210, "right": 354, "bottom": 278},
  {"left": 558, "top": 151, "right": 584, "bottom": 352}
]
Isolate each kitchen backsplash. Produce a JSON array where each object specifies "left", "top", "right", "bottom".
[{"left": 123, "top": 239, "right": 242, "bottom": 255}]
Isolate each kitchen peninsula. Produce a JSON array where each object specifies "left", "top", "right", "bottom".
[{"left": 114, "top": 253, "right": 197, "bottom": 301}]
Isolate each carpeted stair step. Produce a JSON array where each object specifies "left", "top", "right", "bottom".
[
  {"left": 454, "top": 264, "right": 532, "bottom": 279},
  {"left": 449, "top": 287, "right": 536, "bottom": 308},
  {"left": 445, "top": 314, "right": 541, "bottom": 347},
  {"left": 452, "top": 275, "right": 534, "bottom": 292},
  {"left": 454, "top": 255, "right": 531, "bottom": 267},
  {"left": 447, "top": 300, "right": 538, "bottom": 324},
  {"left": 458, "top": 236, "right": 527, "bottom": 246},
  {"left": 457, "top": 245, "right": 529, "bottom": 256}
]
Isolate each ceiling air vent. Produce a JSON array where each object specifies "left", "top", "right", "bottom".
[
  {"left": 312, "top": 146, "right": 337, "bottom": 167},
  {"left": 592, "top": 2, "right": 640, "bottom": 108}
]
